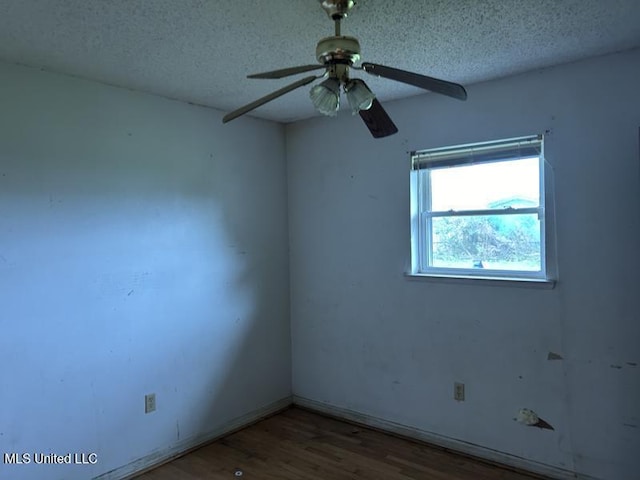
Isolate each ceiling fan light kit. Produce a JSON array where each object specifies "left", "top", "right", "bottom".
[{"left": 222, "top": 0, "right": 468, "bottom": 138}]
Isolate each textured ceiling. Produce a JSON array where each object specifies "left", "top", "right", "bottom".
[{"left": 1, "top": 0, "right": 639, "bottom": 123}]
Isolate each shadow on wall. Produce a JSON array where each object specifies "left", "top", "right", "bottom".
[{"left": 0, "top": 63, "right": 289, "bottom": 480}]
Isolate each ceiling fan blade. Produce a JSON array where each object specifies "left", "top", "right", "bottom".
[
  {"left": 248, "top": 65, "right": 327, "bottom": 79},
  {"left": 223, "top": 75, "right": 319, "bottom": 123},
  {"left": 362, "top": 62, "right": 467, "bottom": 101},
  {"left": 359, "top": 99, "right": 398, "bottom": 138}
]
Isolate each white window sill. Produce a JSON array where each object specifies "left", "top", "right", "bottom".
[{"left": 404, "top": 273, "right": 556, "bottom": 289}]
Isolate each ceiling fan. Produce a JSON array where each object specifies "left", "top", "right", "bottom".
[{"left": 222, "top": 0, "right": 467, "bottom": 138}]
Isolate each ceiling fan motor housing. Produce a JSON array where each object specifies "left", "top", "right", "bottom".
[{"left": 316, "top": 36, "right": 361, "bottom": 65}]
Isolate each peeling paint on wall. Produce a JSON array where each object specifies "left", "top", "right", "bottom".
[
  {"left": 547, "top": 352, "right": 563, "bottom": 360},
  {"left": 514, "top": 408, "right": 555, "bottom": 430}
]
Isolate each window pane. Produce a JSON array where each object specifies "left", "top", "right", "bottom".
[
  {"left": 430, "top": 158, "right": 540, "bottom": 211},
  {"left": 430, "top": 214, "right": 541, "bottom": 271}
]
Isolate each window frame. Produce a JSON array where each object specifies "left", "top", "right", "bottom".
[{"left": 410, "top": 135, "right": 550, "bottom": 282}]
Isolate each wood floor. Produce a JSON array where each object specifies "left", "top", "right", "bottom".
[{"left": 135, "top": 407, "right": 543, "bottom": 480}]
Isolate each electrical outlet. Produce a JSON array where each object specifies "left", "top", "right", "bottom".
[
  {"left": 145, "top": 393, "right": 156, "bottom": 413},
  {"left": 454, "top": 382, "right": 465, "bottom": 401}
]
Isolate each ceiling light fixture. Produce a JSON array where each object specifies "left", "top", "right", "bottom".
[
  {"left": 222, "top": 0, "right": 467, "bottom": 138},
  {"left": 309, "top": 77, "right": 341, "bottom": 116},
  {"left": 345, "top": 79, "right": 375, "bottom": 114}
]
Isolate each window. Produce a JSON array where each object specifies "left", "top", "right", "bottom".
[{"left": 410, "top": 135, "right": 550, "bottom": 281}]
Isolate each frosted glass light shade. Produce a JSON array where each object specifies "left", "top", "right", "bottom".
[
  {"left": 310, "top": 78, "right": 340, "bottom": 116},
  {"left": 345, "top": 79, "right": 375, "bottom": 115}
]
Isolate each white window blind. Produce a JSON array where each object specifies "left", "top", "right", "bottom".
[{"left": 412, "top": 135, "right": 542, "bottom": 170}]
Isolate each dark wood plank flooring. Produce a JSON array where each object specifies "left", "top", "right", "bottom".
[{"left": 135, "top": 407, "right": 544, "bottom": 479}]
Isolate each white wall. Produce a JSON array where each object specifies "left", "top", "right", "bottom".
[
  {"left": 287, "top": 49, "right": 640, "bottom": 480},
  {"left": 0, "top": 62, "right": 291, "bottom": 480}
]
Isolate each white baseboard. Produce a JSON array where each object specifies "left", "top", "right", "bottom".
[
  {"left": 293, "top": 395, "right": 585, "bottom": 480},
  {"left": 93, "top": 396, "right": 293, "bottom": 480}
]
